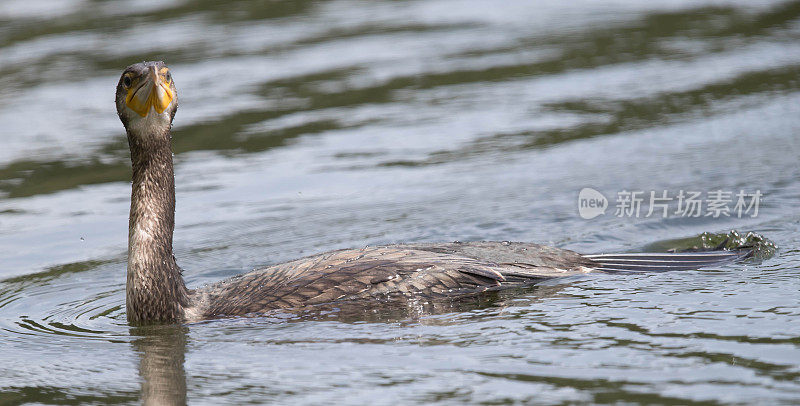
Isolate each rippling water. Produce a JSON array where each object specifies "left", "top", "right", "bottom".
[{"left": 1, "top": 0, "right": 799, "bottom": 404}]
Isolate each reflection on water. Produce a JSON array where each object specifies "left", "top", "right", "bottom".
[
  {"left": 132, "top": 325, "right": 188, "bottom": 406},
  {"left": 129, "top": 285, "right": 565, "bottom": 405},
  {"left": 1, "top": 0, "right": 800, "bottom": 404}
]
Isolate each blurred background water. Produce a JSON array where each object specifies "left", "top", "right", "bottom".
[{"left": 1, "top": 0, "right": 799, "bottom": 404}]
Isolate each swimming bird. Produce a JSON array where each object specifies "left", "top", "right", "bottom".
[{"left": 116, "top": 61, "right": 750, "bottom": 324}]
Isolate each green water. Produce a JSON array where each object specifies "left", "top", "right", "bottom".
[{"left": 1, "top": 0, "right": 799, "bottom": 404}]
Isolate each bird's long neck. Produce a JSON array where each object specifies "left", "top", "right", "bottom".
[{"left": 126, "top": 127, "right": 188, "bottom": 324}]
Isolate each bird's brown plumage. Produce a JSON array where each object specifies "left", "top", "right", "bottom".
[
  {"left": 116, "top": 61, "right": 751, "bottom": 324},
  {"left": 188, "top": 242, "right": 598, "bottom": 320}
]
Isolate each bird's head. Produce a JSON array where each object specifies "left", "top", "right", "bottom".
[{"left": 116, "top": 61, "right": 178, "bottom": 138}]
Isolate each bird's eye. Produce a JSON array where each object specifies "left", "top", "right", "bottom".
[
  {"left": 123, "top": 76, "right": 132, "bottom": 88},
  {"left": 165, "top": 71, "right": 172, "bottom": 82}
]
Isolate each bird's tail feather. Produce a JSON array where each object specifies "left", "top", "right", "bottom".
[{"left": 584, "top": 248, "right": 752, "bottom": 273}]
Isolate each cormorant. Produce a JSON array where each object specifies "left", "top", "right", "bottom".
[{"left": 116, "top": 61, "right": 750, "bottom": 324}]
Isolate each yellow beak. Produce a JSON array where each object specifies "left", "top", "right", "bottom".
[{"left": 125, "top": 66, "right": 174, "bottom": 117}]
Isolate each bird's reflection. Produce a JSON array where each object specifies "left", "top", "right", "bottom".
[
  {"left": 125, "top": 282, "right": 571, "bottom": 404},
  {"left": 130, "top": 324, "right": 188, "bottom": 406}
]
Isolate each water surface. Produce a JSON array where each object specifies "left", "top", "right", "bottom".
[{"left": 1, "top": 0, "right": 799, "bottom": 404}]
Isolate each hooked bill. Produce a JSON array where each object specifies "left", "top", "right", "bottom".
[{"left": 125, "top": 66, "right": 173, "bottom": 117}]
